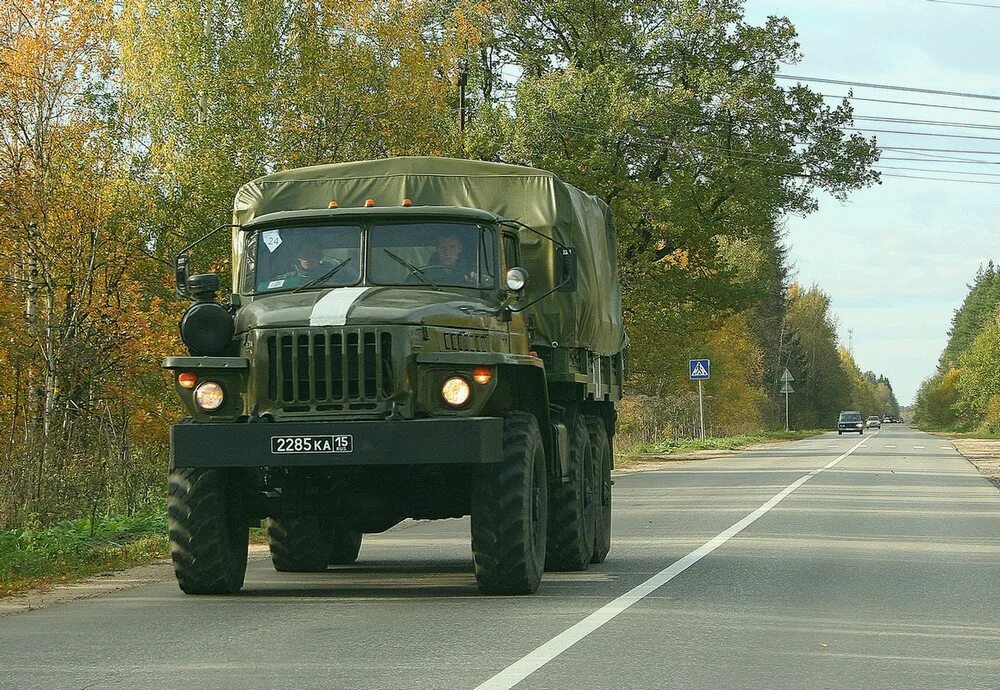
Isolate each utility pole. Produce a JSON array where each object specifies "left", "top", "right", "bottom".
[
  {"left": 197, "top": 3, "right": 212, "bottom": 125},
  {"left": 457, "top": 60, "right": 468, "bottom": 139}
]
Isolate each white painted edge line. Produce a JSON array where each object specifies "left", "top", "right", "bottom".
[
  {"left": 914, "top": 446, "right": 926, "bottom": 449},
  {"left": 474, "top": 431, "right": 878, "bottom": 690}
]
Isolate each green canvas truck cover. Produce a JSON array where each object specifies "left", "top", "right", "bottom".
[{"left": 232, "top": 156, "right": 625, "bottom": 355}]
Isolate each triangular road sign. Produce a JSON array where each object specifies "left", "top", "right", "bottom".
[
  {"left": 692, "top": 362, "right": 709, "bottom": 378},
  {"left": 780, "top": 368, "right": 795, "bottom": 382},
  {"left": 780, "top": 382, "right": 794, "bottom": 394}
]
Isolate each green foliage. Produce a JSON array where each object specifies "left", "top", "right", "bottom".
[
  {"left": 0, "top": 511, "right": 168, "bottom": 595},
  {"left": 940, "top": 262, "right": 1000, "bottom": 370},
  {"left": 782, "top": 285, "right": 852, "bottom": 426},
  {"left": 1, "top": 0, "right": 891, "bottom": 549},
  {"left": 915, "top": 262, "right": 1000, "bottom": 431},
  {"left": 956, "top": 317, "right": 1000, "bottom": 431}
]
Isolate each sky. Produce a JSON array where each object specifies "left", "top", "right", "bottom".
[{"left": 742, "top": 0, "right": 1000, "bottom": 405}]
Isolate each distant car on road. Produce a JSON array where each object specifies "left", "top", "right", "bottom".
[
  {"left": 883, "top": 416, "right": 892, "bottom": 424},
  {"left": 838, "top": 411, "right": 865, "bottom": 435},
  {"left": 867, "top": 415, "right": 882, "bottom": 429}
]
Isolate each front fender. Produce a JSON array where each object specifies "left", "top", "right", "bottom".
[{"left": 162, "top": 356, "right": 249, "bottom": 421}]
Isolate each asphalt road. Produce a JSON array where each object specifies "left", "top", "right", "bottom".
[{"left": 2, "top": 426, "right": 998, "bottom": 690}]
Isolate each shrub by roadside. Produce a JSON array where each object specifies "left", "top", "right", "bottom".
[{"left": 619, "top": 429, "right": 825, "bottom": 458}]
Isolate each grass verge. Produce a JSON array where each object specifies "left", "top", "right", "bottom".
[
  {"left": 0, "top": 512, "right": 169, "bottom": 598},
  {"left": 619, "top": 429, "right": 826, "bottom": 458},
  {"left": 0, "top": 512, "right": 271, "bottom": 598}
]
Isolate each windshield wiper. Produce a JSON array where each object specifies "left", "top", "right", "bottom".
[
  {"left": 382, "top": 249, "right": 441, "bottom": 290},
  {"left": 291, "top": 257, "right": 353, "bottom": 293}
]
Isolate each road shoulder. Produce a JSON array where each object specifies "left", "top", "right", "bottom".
[{"left": 944, "top": 436, "right": 1000, "bottom": 490}]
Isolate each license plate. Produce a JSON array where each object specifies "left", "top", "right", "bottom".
[{"left": 270, "top": 434, "right": 353, "bottom": 454}]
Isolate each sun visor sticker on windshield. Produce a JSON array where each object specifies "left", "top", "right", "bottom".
[
  {"left": 310, "top": 287, "right": 372, "bottom": 327},
  {"left": 261, "top": 229, "right": 282, "bottom": 253}
]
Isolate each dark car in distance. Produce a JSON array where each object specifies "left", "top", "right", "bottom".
[{"left": 838, "top": 411, "right": 865, "bottom": 435}]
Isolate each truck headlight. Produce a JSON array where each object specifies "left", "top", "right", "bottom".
[
  {"left": 194, "top": 381, "right": 225, "bottom": 411},
  {"left": 441, "top": 376, "right": 471, "bottom": 408}
]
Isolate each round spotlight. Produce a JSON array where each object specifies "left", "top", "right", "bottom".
[
  {"left": 441, "top": 376, "right": 471, "bottom": 408},
  {"left": 194, "top": 381, "right": 225, "bottom": 411},
  {"left": 505, "top": 267, "right": 528, "bottom": 291}
]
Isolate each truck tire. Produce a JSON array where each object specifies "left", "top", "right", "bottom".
[
  {"left": 267, "top": 515, "right": 329, "bottom": 572},
  {"left": 328, "top": 527, "right": 363, "bottom": 565},
  {"left": 545, "top": 418, "right": 596, "bottom": 572},
  {"left": 585, "top": 417, "right": 612, "bottom": 564},
  {"left": 168, "top": 468, "right": 249, "bottom": 595},
  {"left": 471, "top": 412, "right": 548, "bottom": 595}
]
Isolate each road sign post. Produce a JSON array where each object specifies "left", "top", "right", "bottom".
[
  {"left": 780, "top": 369, "right": 795, "bottom": 431},
  {"left": 690, "top": 359, "right": 711, "bottom": 440}
]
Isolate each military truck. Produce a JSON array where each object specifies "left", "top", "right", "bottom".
[{"left": 164, "top": 157, "right": 625, "bottom": 595}]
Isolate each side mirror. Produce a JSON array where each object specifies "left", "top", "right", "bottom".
[
  {"left": 175, "top": 252, "right": 190, "bottom": 299},
  {"left": 556, "top": 247, "right": 577, "bottom": 292},
  {"left": 506, "top": 267, "right": 529, "bottom": 292}
]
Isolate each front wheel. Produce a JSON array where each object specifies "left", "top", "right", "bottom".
[
  {"left": 471, "top": 412, "right": 548, "bottom": 595},
  {"left": 168, "top": 468, "right": 250, "bottom": 595}
]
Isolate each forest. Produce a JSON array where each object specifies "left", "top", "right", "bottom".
[
  {"left": 1, "top": 0, "right": 898, "bottom": 531},
  {"left": 914, "top": 262, "right": 1000, "bottom": 433}
]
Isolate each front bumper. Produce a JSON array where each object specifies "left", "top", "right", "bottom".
[
  {"left": 170, "top": 417, "right": 503, "bottom": 469},
  {"left": 838, "top": 424, "right": 864, "bottom": 432}
]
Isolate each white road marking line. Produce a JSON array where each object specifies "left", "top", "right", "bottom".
[
  {"left": 885, "top": 445, "right": 897, "bottom": 448},
  {"left": 826, "top": 444, "right": 839, "bottom": 448},
  {"left": 914, "top": 446, "right": 925, "bottom": 449},
  {"left": 473, "top": 431, "right": 879, "bottom": 690}
]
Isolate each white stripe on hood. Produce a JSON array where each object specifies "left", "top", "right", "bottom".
[{"left": 309, "top": 287, "right": 372, "bottom": 326}]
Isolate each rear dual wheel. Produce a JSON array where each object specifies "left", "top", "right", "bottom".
[
  {"left": 585, "top": 417, "right": 612, "bottom": 564},
  {"left": 267, "top": 515, "right": 363, "bottom": 572},
  {"left": 545, "top": 418, "right": 598, "bottom": 572}
]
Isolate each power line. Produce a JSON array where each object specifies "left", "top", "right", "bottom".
[
  {"left": 914, "top": 0, "right": 1000, "bottom": 8},
  {"left": 854, "top": 115, "right": 1000, "bottom": 131},
  {"left": 847, "top": 126, "right": 1000, "bottom": 142},
  {"left": 876, "top": 164, "right": 1000, "bottom": 177},
  {"left": 821, "top": 93, "right": 1000, "bottom": 115},
  {"left": 879, "top": 145, "right": 1000, "bottom": 155},
  {"left": 880, "top": 156, "right": 1000, "bottom": 165},
  {"left": 880, "top": 172, "right": 1000, "bottom": 184},
  {"left": 776, "top": 74, "right": 1000, "bottom": 102}
]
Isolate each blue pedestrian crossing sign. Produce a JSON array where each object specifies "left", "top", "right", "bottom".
[{"left": 689, "top": 359, "right": 710, "bottom": 380}]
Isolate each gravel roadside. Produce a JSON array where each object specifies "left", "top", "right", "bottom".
[{"left": 948, "top": 438, "right": 1000, "bottom": 491}]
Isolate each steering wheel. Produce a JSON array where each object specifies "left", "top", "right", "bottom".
[{"left": 406, "top": 264, "right": 465, "bottom": 284}]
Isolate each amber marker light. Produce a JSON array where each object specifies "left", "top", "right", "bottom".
[
  {"left": 472, "top": 367, "right": 492, "bottom": 384},
  {"left": 178, "top": 372, "right": 197, "bottom": 389},
  {"left": 328, "top": 201, "right": 339, "bottom": 208},
  {"left": 402, "top": 198, "right": 413, "bottom": 207},
  {"left": 365, "top": 198, "right": 376, "bottom": 207}
]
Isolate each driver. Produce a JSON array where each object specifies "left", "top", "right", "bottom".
[
  {"left": 279, "top": 237, "right": 325, "bottom": 285},
  {"left": 425, "top": 232, "right": 476, "bottom": 285},
  {"left": 433, "top": 233, "right": 465, "bottom": 268}
]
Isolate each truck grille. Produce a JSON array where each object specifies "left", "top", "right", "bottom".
[{"left": 264, "top": 328, "right": 393, "bottom": 411}]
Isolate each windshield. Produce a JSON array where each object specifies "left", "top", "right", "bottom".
[
  {"left": 246, "top": 225, "right": 362, "bottom": 293},
  {"left": 840, "top": 412, "right": 862, "bottom": 422},
  {"left": 369, "top": 222, "right": 495, "bottom": 289}
]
